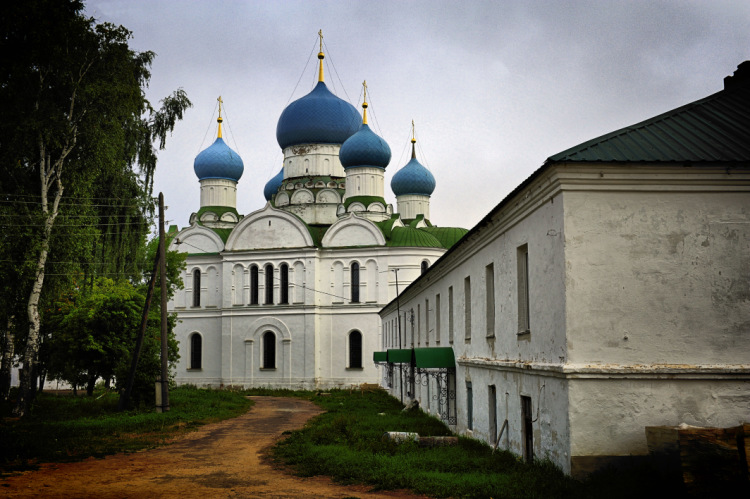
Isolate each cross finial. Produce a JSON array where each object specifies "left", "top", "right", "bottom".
[
  {"left": 317, "top": 30, "right": 325, "bottom": 82},
  {"left": 362, "top": 80, "right": 369, "bottom": 125},
  {"left": 217, "top": 96, "right": 224, "bottom": 138},
  {"left": 411, "top": 120, "right": 416, "bottom": 158}
]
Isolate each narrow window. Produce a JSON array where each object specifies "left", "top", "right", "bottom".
[
  {"left": 265, "top": 264, "right": 274, "bottom": 305},
  {"left": 464, "top": 276, "right": 472, "bottom": 342},
  {"left": 489, "top": 385, "right": 497, "bottom": 444},
  {"left": 351, "top": 262, "right": 360, "bottom": 303},
  {"left": 421, "top": 260, "right": 429, "bottom": 274},
  {"left": 262, "top": 331, "right": 276, "bottom": 369},
  {"left": 466, "top": 381, "right": 473, "bottom": 430},
  {"left": 448, "top": 286, "right": 454, "bottom": 343},
  {"left": 425, "top": 298, "right": 430, "bottom": 344},
  {"left": 192, "top": 269, "right": 201, "bottom": 307},
  {"left": 435, "top": 293, "right": 441, "bottom": 343},
  {"left": 190, "top": 334, "right": 202, "bottom": 369},
  {"left": 417, "top": 304, "right": 421, "bottom": 345},
  {"left": 486, "top": 263, "right": 495, "bottom": 338},
  {"left": 279, "top": 263, "right": 289, "bottom": 304},
  {"left": 517, "top": 244, "right": 530, "bottom": 334},
  {"left": 521, "top": 395, "right": 533, "bottom": 462},
  {"left": 250, "top": 265, "right": 259, "bottom": 305},
  {"left": 349, "top": 330, "right": 362, "bottom": 368}
]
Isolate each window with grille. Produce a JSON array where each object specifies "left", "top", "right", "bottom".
[
  {"left": 279, "top": 263, "right": 289, "bottom": 304},
  {"left": 192, "top": 269, "right": 201, "bottom": 307},
  {"left": 250, "top": 265, "right": 259, "bottom": 305},
  {"left": 265, "top": 264, "right": 274, "bottom": 305},
  {"left": 351, "top": 262, "right": 360, "bottom": 303},
  {"left": 190, "top": 333, "right": 202, "bottom": 369}
]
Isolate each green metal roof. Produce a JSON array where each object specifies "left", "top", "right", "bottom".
[
  {"left": 387, "top": 226, "right": 443, "bottom": 248},
  {"left": 413, "top": 347, "right": 456, "bottom": 368},
  {"left": 209, "top": 227, "right": 233, "bottom": 243},
  {"left": 343, "top": 195, "right": 387, "bottom": 210},
  {"left": 420, "top": 226, "right": 469, "bottom": 249},
  {"left": 373, "top": 351, "right": 387, "bottom": 363},
  {"left": 548, "top": 67, "right": 750, "bottom": 163},
  {"left": 386, "top": 349, "right": 412, "bottom": 363}
]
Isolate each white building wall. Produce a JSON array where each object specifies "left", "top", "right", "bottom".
[
  {"left": 200, "top": 178, "right": 237, "bottom": 208},
  {"left": 396, "top": 194, "right": 430, "bottom": 220},
  {"left": 283, "top": 144, "right": 344, "bottom": 178}
]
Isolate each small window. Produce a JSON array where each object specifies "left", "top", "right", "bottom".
[
  {"left": 448, "top": 286, "right": 454, "bottom": 343},
  {"left": 421, "top": 260, "right": 429, "bottom": 274},
  {"left": 349, "top": 330, "right": 362, "bottom": 368},
  {"left": 192, "top": 269, "right": 201, "bottom": 307},
  {"left": 351, "top": 262, "right": 360, "bottom": 303},
  {"left": 521, "top": 395, "right": 533, "bottom": 462},
  {"left": 279, "top": 263, "right": 289, "bottom": 304},
  {"left": 190, "top": 333, "right": 202, "bottom": 369},
  {"left": 265, "top": 264, "right": 274, "bottom": 305},
  {"left": 464, "top": 276, "right": 472, "bottom": 342},
  {"left": 486, "top": 263, "right": 495, "bottom": 338},
  {"left": 517, "top": 245, "right": 530, "bottom": 334},
  {"left": 262, "top": 331, "right": 276, "bottom": 369},
  {"left": 466, "top": 381, "right": 473, "bottom": 430},
  {"left": 250, "top": 265, "right": 259, "bottom": 305},
  {"left": 435, "top": 293, "right": 441, "bottom": 343}
]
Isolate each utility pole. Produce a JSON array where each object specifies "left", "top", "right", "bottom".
[
  {"left": 157, "top": 193, "right": 170, "bottom": 412},
  {"left": 392, "top": 268, "right": 403, "bottom": 405}
]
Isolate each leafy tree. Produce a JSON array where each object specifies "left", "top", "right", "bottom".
[{"left": 0, "top": 0, "right": 191, "bottom": 415}]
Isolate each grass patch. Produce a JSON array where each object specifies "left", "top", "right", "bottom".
[
  {"left": 269, "top": 389, "right": 685, "bottom": 498},
  {"left": 1, "top": 386, "right": 252, "bottom": 474}
]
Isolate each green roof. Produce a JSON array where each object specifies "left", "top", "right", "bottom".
[
  {"left": 387, "top": 349, "right": 412, "bottom": 363},
  {"left": 195, "top": 206, "right": 241, "bottom": 221},
  {"left": 373, "top": 351, "right": 387, "bottom": 363},
  {"left": 548, "top": 68, "right": 750, "bottom": 163},
  {"left": 420, "top": 226, "right": 469, "bottom": 249},
  {"left": 387, "top": 226, "right": 443, "bottom": 248},
  {"left": 343, "top": 195, "right": 387, "bottom": 210},
  {"left": 210, "top": 228, "right": 233, "bottom": 243},
  {"left": 413, "top": 347, "right": 455, "bottom": 368}
]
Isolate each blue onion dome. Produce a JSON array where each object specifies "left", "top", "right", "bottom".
[
  {"left": 194, "top": 137, "right": 244, "bottom": 181},
  {"left": 391, "top": 139, "right": 436, "bottom": 196},
  {"left": 340, "top": 123, "right": 391, "bottom": 169},
  {"left": 276, "top": 81, "right": 361, "bottom": 149},
  {"left": 264, "top": 167, "right": 284, "bottom": 201}
]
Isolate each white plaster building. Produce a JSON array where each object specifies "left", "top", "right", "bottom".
[
  {"left": 378, "top": 62, "right": 750, "bottom": 476},
  {"left": 168, "top": 45, "right": 466, "bottom": 390}
]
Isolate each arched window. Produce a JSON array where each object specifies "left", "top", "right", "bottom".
[
  {"left": 264, "top": 264, "right": 274, "bottom": 305},
  {"left": 421, "top": 260, "right": 429, "bottom": 275},
  {"left": 190, "top": 333, "right": 202, "bottom": 369},
  {"left": 279, "top": 263, "right": 289, "bottom": 304},
  {"left": 351, "top": 262, "right": 360, "bottom": 303},
  {"left": 192, "top": 269, "right": 201, "bottom": 307},
  {"left": 262, "top": 331, "right": 276, "bottom": 369},
  {"left": 250, "top": 265, "right": 259, "bottom": 305},
  {"left": 349, "top": 330, "right": 362, "bottom": 368}
]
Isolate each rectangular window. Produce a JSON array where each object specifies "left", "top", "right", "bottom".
[
  {"left": 448, "top": 286, "right": 454, "bottom": 343},
  {"left": 486, "top": 263, "right": 495, "bottom": 338},
  {"left": 435, "top": 294, "right": 441, "bottom": 343},
  {"left": 521, "top": 395, "right": 533, "bottom": 462},
  {"left": 417, "top": 304, "right": 421, "bottom": 346},
  {"left": 517, "top": 244, "right": 530, "bottom": 334},
  {"left": 466, "top": 381, "right": 473, "bottom": 430},
  {"left": 489, "top": 385, "right": 497, "bottom": 445},
  {"left": 464, "top": 276, "right": 472, "bottom": 342},
  {"left": 425, "top": 298, "right": 430, "bottom": 345}
]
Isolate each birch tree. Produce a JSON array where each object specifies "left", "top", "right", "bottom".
[{"left": 0, "top": 0, "right": 191, "bottom": 416}]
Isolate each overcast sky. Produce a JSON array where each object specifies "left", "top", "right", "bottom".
[{"left": 85, "top": 0, "right": 749, "bottom": 232}]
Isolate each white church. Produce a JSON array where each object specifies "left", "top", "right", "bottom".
[{"left": 168, "top": 42, "right": 466, "bottom": 390}]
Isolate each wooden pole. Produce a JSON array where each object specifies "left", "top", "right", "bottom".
[
  {"left": 158, "top": 193, "right": 170, "bottom": 412},
  {"left": 118, "top": 249, "right": 159, "bottom": 411}
]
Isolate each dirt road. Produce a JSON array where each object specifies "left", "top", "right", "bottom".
[{"left": 2, "top": 396, "right": 426, "bottom": 498}]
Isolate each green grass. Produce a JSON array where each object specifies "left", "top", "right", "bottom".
[
  {"left": 1, "top": 386, "right": 252, "bottom": 473},
  {"left": 265, "top": 389, "right": 684, "bottom": 499}
]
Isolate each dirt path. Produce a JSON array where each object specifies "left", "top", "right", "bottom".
[{"left": 2, "top": 396, "right": 427, "bottom": 498}]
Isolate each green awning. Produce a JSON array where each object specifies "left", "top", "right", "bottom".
[
  {"left": 386, "top": 349, "right": 413, "bottom": 363},
  {"left": 373, "top": 351, "right": 387, "bottom": 363},
  {"left": 413, "top": 347, "right": 455, "bottom": 368}
]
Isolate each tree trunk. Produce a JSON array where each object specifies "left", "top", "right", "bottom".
[
  {"left": 13, "top": 140, "right": 66, "bottom": 417},
  {"left": 86, "top": 372, "right": 96, "bottom": 396},
  {"left": 0, "top": 315, "right": 15, "bottom": 401}
]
